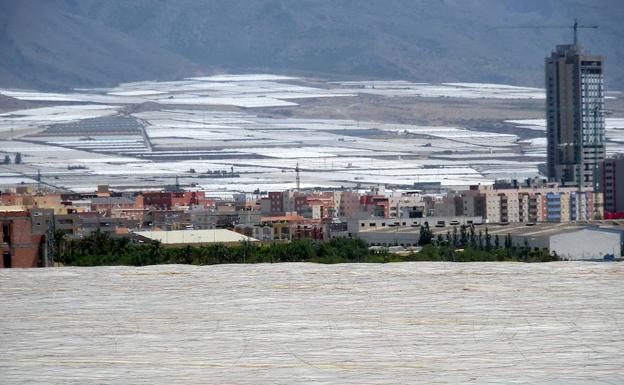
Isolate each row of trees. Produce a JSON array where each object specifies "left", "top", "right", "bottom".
[
  {"left": 2, "top": 152, "right": 22, "bottom": 164},
  {"left": 420, "top": 224, "right": 516, "bottom": 250},
  {"left": 417, "top": 223, "right": 554, "bottom": 262},
  {"left": 54, "top": 228, "right": 558, "bottom": 267},
  {"left": 55, "top": 232, "right": 386, "bottom": 266}
]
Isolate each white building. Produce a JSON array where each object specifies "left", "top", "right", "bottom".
[
  {"left": 542, "top": 228, "right": 621, "bottom": 260},
  {"left": 133, "top": 229, "right": 258, "bottom": 246},
  {"left": 485, "top": 224, "right": 622, "bottom": 260}
]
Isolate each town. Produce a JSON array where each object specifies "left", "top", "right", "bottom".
[
  {"left": 2, "top": 155, "right": 623, "bottom": 268},
  {"left": 2, "top": 35, "right": 624, "bottom": 267}
]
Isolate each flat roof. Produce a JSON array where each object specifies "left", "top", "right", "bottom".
[
  {"left": 134, "top": 229, "right": 258, "bottom": 244},
  {"left": 91, "top": 197, "right": 135, "bottom": 205},
  {"left": 472, "top": 221, "right": 624, "bottom": 238},
  {"left": 361, "top": 221, "right": 624, "bottom": 239},
  {"left": 260, "top": 215, "right": 307, "bottom": 222}
]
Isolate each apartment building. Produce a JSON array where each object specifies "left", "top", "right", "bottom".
[
  {"left": 602, "top": 156, "right": 624, "bottom": 218},
  {"left": 479, "top": 184, "right": 597, "bottom": 223},
  {"left": 546, "top": 44, "right": 605, "bottom": 188}
]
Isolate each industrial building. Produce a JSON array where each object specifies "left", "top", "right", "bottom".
[
  {"left": 357, "top": 220, "right": 622, "bottom": 260},
  {"left": 349, "top": 216, "right": 484, "bottom": 246},
  {"left": 133, "top": 229, "right": 258, "bottom": 246},
  {"left": 482, "top": 223, "right": 622, "bottom": 260}
]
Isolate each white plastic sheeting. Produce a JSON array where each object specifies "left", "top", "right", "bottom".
[
  {"left": 1, "top": 262, "right": 623, "bottom": 384},
  {"left": 333, "top": 81, "right": 546, "bottom": 99}
]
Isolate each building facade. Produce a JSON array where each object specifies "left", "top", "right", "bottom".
[
  {"left": 479, "top": 184, "right": 597, "bottom": 223},
  {"left": 546, "top": 44, "right": 605, "bottom": 188},
  {"left": 1, "top": 211, "right": 48, "bottom": 268},
  {"left": 602, "top": 156, "right": 624, "bottom": 218}
]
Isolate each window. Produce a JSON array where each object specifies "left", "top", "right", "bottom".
[{"left": 2, "top": 223, "right": 10, "bottom": 243}]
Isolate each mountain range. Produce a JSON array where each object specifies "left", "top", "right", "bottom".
[{"left": 1, "top": 0, "right": 622, "bottom": 91}]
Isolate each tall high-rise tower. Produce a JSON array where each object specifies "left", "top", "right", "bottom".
[{"left": 545, "top": 44, "right": 605, "bottom": 189}]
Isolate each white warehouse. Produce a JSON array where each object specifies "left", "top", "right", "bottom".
[
  {"left": 546, "top": 228, "right": 621, "bottom": 260},
  {"left": 500, "top": 225, "right": 622, "bottom": 260}
]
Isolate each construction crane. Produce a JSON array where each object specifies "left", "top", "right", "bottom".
[
  {"left": 497, "top": 18, "right": 598, "bottom": 45},
  {"left": 295, "top": 162, "right": 301, "bottom": 191}
]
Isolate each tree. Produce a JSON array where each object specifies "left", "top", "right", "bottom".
[
  {"left": 460, "top": 225, "right": 468, "bottom": 247},
  {"left": 504, "top": 233, "right": 512, "bottom": 249},
  {"left": 2, "top": 155, "right": 10, "bottom": 164},
  {"left": 469, "top": 225, "right": 477, "bottom": 248},
  {"left": 52, "top": 230, "right": 66, "bottom": 264},
  {"left": 14, "top": 152, "right": 22, "bottom": 164},
  {"left": 485, "top": 228, "right": 492, "bottom": 251},
  {"left": 494, "top": 234, "right": 500, "bottom": 249},
  {"left": 477, "top": 230, "right": 483, "bottom": 250},
  {"left": 418, "top": 222, "right": 433, "bottom": 246}
]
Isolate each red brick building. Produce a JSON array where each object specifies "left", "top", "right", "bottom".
[
  {"left": 360, "top": 195, "right": 390, "bottom": 218},
  {"left": 603, "top": 157, "right": 624, "bottom": 219},
  {"left": 268, "top": 192, "right": 284, "bottom": 213},
  {"left": 293, "top": 223, "right": 326, "bottom": 240},
  {"left": 0, "top": 211, "right": 47, "bottom": 268},
  {"left": 140, "top": 191, "right": 210, "bottom": 210}
]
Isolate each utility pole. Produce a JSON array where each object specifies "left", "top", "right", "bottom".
[{"left": 36, "top": 169, "right": 41, "bottom": 193}]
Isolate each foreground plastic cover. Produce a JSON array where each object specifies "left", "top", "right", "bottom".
[{"left": 1, "top": 262, "right": 622, "bottom": 384}]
